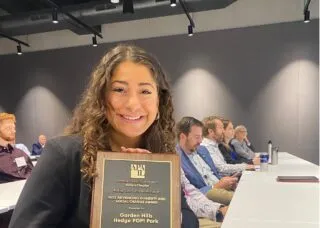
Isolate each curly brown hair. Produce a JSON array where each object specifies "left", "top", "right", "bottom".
[{"left": 64, "top": 44, "right": 176, "bottom": 185}]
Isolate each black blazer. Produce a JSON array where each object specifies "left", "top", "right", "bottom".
[{"left": 219, "top": 143, "right": 253, "bottom": 164}]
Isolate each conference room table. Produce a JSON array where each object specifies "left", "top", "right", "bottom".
[
  {"left": 30, "top": 155, "right": 40, "bottom": 166},
  {"left": 0, "top": 152, "right": 319, "bottom": 227},
  {"left": 0, "top": 180, "right": 26, "bottom": 214},
  {"left": 222, "top": 152, "right": 319, "bottom": 228}
]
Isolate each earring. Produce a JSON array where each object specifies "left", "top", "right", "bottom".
[{"left": 156, "top": 112, "right": 160, "bottom": 120}]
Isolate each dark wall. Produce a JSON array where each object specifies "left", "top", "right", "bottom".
[{"left": 0, "top": 20, "right": 318, "bottom": 164}]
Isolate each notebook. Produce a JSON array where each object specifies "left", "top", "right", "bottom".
[{"left": 276, "top": 176, "right": 319, "bottom": 183}]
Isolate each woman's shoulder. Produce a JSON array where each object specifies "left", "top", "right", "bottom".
[{"left": 46, "top": 135, "right": 83, "bottom": 157}]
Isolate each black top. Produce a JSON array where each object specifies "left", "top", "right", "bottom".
[
  {"left": 219, "top": 143, "right": 253, "bottom": 165},
  {"left": 9, "top": 135, "right": 198, "bottom": 228},
  {"left": 218, "top": 143, "right": 238, "bottom": 164}
]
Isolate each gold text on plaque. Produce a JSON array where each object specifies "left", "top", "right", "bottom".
[{"left": 131, "top": 164, "right": 146, "bottom": 179}]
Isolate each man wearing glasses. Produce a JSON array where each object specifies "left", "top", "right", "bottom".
[
  {"left": 176, "top": 116, "right": 237, "bottom": 206},
  {"left": 230, "top": 125, "right": 256, "bottom": 160}
]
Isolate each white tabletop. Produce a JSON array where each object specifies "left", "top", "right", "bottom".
[
  {"left": 0, "top": 206, "right": 8, "bottom": 214},
  {"left": 222, "top": 152, "right": 320, "bottom": 228},
  {"left": 0, "top": 180, "right": 26, "bottom": 214},
  {"left": 29, "top": 155, "right": 40, "bottom": 160}
]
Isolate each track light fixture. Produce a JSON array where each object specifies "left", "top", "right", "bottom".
[
  {"left": 52, "top": 9, "right": 58, "bottom": 24},
  {"left": 188, "top": 25, "right": 193, "bottom": 37},
  {"left": 123, "top": 0, "right": 134, "bottom": 14},
  {"left": 45, "top": 0, "right": 103, "bottom": 40},
  {"left": 17, "top": 44, "right": 22, "bottom": 55},
  {"left": 178, "top": 0, "right": 195, "bottom": 37},
  {"left": 170, "top": 0, "right": 177, "bottom": 7},
  {"left": 303, "top": 0, "right": 311, "bottom": 23},
  {"left": 0, "top": 32, "right": 29, "bottom": 55},
  {"left": 92, "top": 35, "right": 98, "bottom": 47},
  {"left": 304, "top": 10, "right": 310, "bottom": 23}
]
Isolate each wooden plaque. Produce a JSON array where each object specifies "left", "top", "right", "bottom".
[{"left": 91, "top": 152, "right": 181, "bottom": 228}]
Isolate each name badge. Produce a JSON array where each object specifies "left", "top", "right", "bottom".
[{"left": 15, "top": 157, "right": 27, "bottom": 167}]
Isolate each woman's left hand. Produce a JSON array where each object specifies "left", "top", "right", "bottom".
[{"left": 120, "top": 147, "right": 151, "bottom": 154}]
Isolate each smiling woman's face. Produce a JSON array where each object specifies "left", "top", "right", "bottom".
[{"left": 105, "top": 60, "right": 159, "bottom": 139}]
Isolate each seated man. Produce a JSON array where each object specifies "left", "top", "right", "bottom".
[
  {"left": 182, "top": 169, "right": 228, "bottom": 228},
  {"left": 176, "top": 116, "right": 238, "bottom": 205},
  {"left": 0, "top": 113, "right": 33, "bottom": 183},
  {"left": 181, "top": 189, "right": 199, "bottom": 228},
  {"left": 201, "top": 116, "right": 255, "bottom": 176},
  {"left": 32, "top": 134, "right": 47, "bottom": 155},
  {"left": 230, "top": 125, "right": 256, "bottom": 160}
]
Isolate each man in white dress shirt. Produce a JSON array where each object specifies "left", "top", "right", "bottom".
[{"left": 201, "top": 116, "right": 255, "bottom": 176}]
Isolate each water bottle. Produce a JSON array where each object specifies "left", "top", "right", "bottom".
[
  {"left": 271, "top": 147, "right": 278, "bottom": 165},
  {"left": 260, "top": 152, "right": 269, "bottom": 171},
  {"left": 267, "top": 140, "right": 272, "bottom": 163}
]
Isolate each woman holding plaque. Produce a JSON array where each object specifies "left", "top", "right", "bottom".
[{"left": 9, "top": 44, "right": 198, "bottom": 228}]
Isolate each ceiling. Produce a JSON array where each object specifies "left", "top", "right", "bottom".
[
  {"left": 0, "top": 0, "right": 237, "bottom": 37},
  {"left": 0, "top": 0, "right": 101, "bottom": 13}
]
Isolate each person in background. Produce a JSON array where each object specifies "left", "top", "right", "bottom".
[
  {"left": 181, "top": 169, "right": 228, "bottom": 228},
  {"left": 219, "top": 119, "right": 251, "bottom": 164},
  {"left": 182, "top": 189, "right": 199, "bottom": 228},
  {"left": 31, "top": 134, "right": 46, "bottom": 155},
  {"left": 0, "top": 113, "right": 33, "bottom": 183},
  {"left": 244, "top": 134, "right": 255, "bottom": 151},
  {"left": 230, "top": 125, "right": 256, "bottom": 160},
  {"left": 219, "top": 119, "right": 239, "bottom": 164},
  {"left": 176, "top": 116, "right": 237, "bottom": 206},
  {"left": 10, "top": 140, "right": 31, "bottom": 157},
  {"left": 201, "top": 116, "right": 255, "bottom": 176},
  {"left": 219, "top": 119, "right": 259, "bottom": 165},
  {"left": 15, "top": 143, "right": 31, "bottom": 157},
  {"left": 9, "top": 44, "right": 198, "bottom": 228}
]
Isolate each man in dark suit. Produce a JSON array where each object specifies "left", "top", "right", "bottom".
[{"left": 32, "top": 134, "right": 46, "bottom": 155}]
